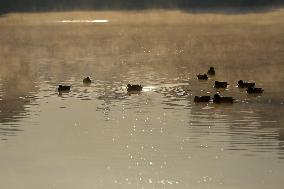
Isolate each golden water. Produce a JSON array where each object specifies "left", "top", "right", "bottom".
[{"left": 0, "top": 10, "right": 284, "bottom": 189}]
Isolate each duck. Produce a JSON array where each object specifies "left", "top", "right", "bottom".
[
  {"left": 214, "top": 81, "right": 228, "bottom": 88},
  {"left": 197, "top": 74, "right": 208, "bottom": 80},
  {"left": 207, "top": 67, "right": 215, "bottom": 76},
  {"left": 127, "top": 84, "right": 143, "bottom": 92},
  {"left": 58, "top": 85, "right": 71, "bottom": 92},
  {"left": 238, "top": 80, "right": 255, "bottom": 88},
  {"left": 83, "top": 77, "right": 92, "bottom": 84},
  {"left": 247, "top": 86, "right": 264, "bottom": 94},
  {"left": 194, "top": 96, "right": 211, "bottom": 103},
  {"left": 213, "top": 94, "right": 234, "bottom": 103}
]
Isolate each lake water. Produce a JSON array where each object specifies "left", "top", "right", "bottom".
[{"left": 0, "top": 10, "right": 284, "bottom": 189}]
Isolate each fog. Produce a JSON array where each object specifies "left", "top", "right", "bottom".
[{"left": 1, "top": 10, "right": 284, "bottom": 82}]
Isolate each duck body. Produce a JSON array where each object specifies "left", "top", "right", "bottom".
[
  {"left": 194, "top": 96, "right": 211, "bottom": 103},
  {"left": 214, "top": 81, "right": 228, "bottom": 88},
  {"left": 238, "top": 80, "right": 255, "bottom": 88},
  {"left": 213, "top": 94, "right": 233, "bottom": 103},
  {"left": 58, "top": 85, "right": 71, "bottom": 92},
  {"left": 83, "top": 77, "right": 92, "bottom": 84},
  {"left": 247, "top": 86, "right": 264, "bottom": 94},
  {"left": 127, "top": 84, "right": 143, "bottom": 92},
  {"left": 207, "top": 67, "right": 215, "bottom": 76},
  {"left": 197, "top": 74, "right": 208, "bottom": 80}
]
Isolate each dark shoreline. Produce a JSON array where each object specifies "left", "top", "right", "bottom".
[{"left": 1, "top": 0, "right": 283, "bottom": 15}]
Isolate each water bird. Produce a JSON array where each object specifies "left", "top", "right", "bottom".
[
  {"left": 207, "top": 67, "right": 215, "bottom": 76},
  {"left": 83, "top": 77, "right": 92, "bottom": 84},
  {"left": 58, "top": 85, "right": 71, "bottom": 92},
  {"left": 194, "top": 96, "right": 210, "bottom": 103},
  {"left": 127, "top": 84, "right": 143, "bottom": 92},
  {"left": 197, "top": 74, "right": 208, "bottom": 80},
  {"left": 213, "top": 94, "right": 234, "bottom": 103},
  {"left": 214, "top": 81, "right": 228, "bottom": 88},
  {"left": 247, "top": 86, "right": 264, "bottom": 94},
  {"left": 238, "top": 80, "right": 255, "bottom": 88}
]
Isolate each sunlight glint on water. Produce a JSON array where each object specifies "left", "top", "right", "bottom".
[{"left": 56, "top": 19, "right": 109, "bottom": 23}]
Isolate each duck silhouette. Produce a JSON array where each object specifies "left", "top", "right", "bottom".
[
  {"left": 214, "top": 81, "right": 228, "bottom": 88},
  {"left": 213, "top": 94, "right": 234, "bottom": 103},
  {"left": 194, "top": 96, "right": 211, "bottom": 103},
  {"left": 247, "top": 86, "right": 264, "bottom": 94},
  {"left": 238, "top": 80, "right": 255, "bottom": 88},
  {"left": 207, "top": 67, "right": 215, "bottom": 76},
  {"left": 58, "top": 85, "right": 71, "bottom": 92},
  {"left": 127, "top": 84, "right": 143, "bottom": 92},
  {"left": 83, "top": 77, "right": 92, "bottom": 84},
  {"left": 197, "top": 74, "right": 208, "bottom": 80}
]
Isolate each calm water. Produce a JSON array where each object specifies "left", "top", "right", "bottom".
[{"left": 0, "top": 11, "right": 284, "bottom": 189}]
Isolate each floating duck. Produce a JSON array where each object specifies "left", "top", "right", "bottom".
[
  {"left": 127, "top": 84, "right": 143, "bottom": 92},
  {"left": 213, "top": 94, "right": 234, "bottom": 103},
  {"left": 197, "top": 74, "right": 208, "bottom": 80},
  {"left": 58, "top": 85, "right": 71, "bottom": 92},
  {"left": 194, "top": 96, "right": 211, "bottom": 103},
  {"left": 247, "top": 86, "right": 264, "bottom": 94},
  {"left": 238, "top": 80, "right": 255, "bottom": 88},
  {"left": 83, "top": 77, "right": 92, "bottom": 84},
  {"left": 214, "top": 81, "right": 228, "bottom": 88},
  {"left": 207, "top": 67, "right": 215, "bottom": 76}
]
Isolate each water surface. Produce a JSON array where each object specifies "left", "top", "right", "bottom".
[{"left": 0, "top": 10, "right": 284, "bottom": 189}]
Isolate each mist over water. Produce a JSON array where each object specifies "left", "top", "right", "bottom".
[{"left": 0, "top": 10, "right": 284, "bottom": 189}]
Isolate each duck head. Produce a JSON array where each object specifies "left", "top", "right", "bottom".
[{"left": 238, "top": 80, "right": 243, "bottom": 85}]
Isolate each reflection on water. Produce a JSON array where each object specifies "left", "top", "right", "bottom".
[
  {"left": 56, "top": 19, "right": 109, "bottom": 23},
  {"left": 0, "top": 70, "right": 38, "bottom": 139},
  {"left": 0, "top": 10, "right": 284, "bottom": 189}
]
